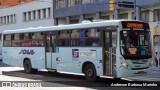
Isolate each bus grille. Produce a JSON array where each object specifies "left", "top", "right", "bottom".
[{"left": 131, "top": 67, "right": 149, "bottom": 70}]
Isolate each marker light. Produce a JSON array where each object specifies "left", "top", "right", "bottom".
[{"left": 121, "top": 62, "right": 128, "bottom": 68}]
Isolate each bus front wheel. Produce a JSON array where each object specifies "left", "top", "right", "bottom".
[
  {"left": 23, "top": 60, "right": 38, "bottom": 74},
  {"left": 84, "top": 64, "right": 98, "bottom": 81}
]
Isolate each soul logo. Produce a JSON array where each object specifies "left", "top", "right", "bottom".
[{"left": 19, "top": 49, "right": 35, "bottom": 55}]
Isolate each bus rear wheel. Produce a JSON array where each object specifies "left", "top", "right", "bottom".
[
  {"left": 23, "top": 60, "right": 38, "bottom": 74},
  {"left": 84, "top": 64, "right": 98, "bottom": 81}
]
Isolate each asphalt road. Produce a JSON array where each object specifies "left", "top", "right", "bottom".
[{"left": 0, "top": 61, "right": 159, "bottom": 90}]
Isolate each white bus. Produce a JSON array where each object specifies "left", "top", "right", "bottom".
[
  {"left": 0, "top": 34, "right": 2, "bottom": 60},
  {"left": 2, "top": 20, "right": 153, "bottom": 81}
]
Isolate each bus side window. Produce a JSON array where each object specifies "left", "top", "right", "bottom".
[
  {"left": 84, "top": 29, "right": 91, "bottom": 46},
  {"left": 32, "top": 32, "right": 44, "bottom": 46},
  {"left": 21, "top": 33, "right": 31, "bottom": 46},
  {"left": 3, "top": 34, "right": 11, "bottom": 47},
  {"left": 78, "top": 29, "right": 85, "bottom": 46},
  {"left": 58, "top": 31, "right": 69, "bottom": 46},
  {"left": 85, "top": 28, "right": 100, "bottom": 47},
  {"left": 71, "top": 30, "right": 79, "bottom": 46},
  {"left": 12, "top": 34, "right": 21, "bottom": 47}
]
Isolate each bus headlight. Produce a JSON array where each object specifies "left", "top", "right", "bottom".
[
  {"left": 151, "top": 60, "right": 153, "bottom": 65},
  {"left": 121, "top": 62, "right": 128, "bottom": 68},
  {"left": 149, "top": 60, "right": 153, "bottom": 67}
]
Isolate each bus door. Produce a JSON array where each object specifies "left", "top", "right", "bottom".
[
  {"left": 45, "top": 33, "right": 57, "bottom": 69},
  {"left": 103, "top": 30, "right": 117, "bottom": 76}
]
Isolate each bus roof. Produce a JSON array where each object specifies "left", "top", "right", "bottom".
[{"left": 2, "top": 20, "right": 145, "bottom": 34}]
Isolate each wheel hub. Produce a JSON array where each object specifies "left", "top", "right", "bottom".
[{"left": 87, "top": 69, "right": 93, "bottom": 77}]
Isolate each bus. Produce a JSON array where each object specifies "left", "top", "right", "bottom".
[
  {"left": 2, "top": 20, "right": 153, "bottom": 81},
  {"left": 0, "top": 34, "right": 2, "bottom": 60}
]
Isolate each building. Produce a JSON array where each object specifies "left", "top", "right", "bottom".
[
  {"left": 0, "top": 0, "right": 53, "bottom": 60},
  {"left": 0, "top": 0, "right": 53, "bottom": 33},
  {"left": 53, "top": 0, "right": 160, "bottom": 28}
]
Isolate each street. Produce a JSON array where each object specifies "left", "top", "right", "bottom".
[{"left": 0, "top": 61, "right": 159, "bottom": 90}]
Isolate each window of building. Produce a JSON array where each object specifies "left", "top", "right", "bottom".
[
  {"left": 82, "top": 0, "right": 96, "bottom": 4},
  {"left": 48, "top": 8, "right": 51, "bottom": 18},
  {"left": 0, "top": 17, "right": 2, "bottom": 25},
  {"left": 10, "top": 15, "right": 13, "bottom": 23},
  {"left": 23, "top": 12, "right": 27, "bottom": 21},
  {"left": 0, "top": 14, "right": 16, "bottom": 25},
  {"left": 33, "top": 11, "right": 36, "bottom": 20},
  {"left": 68, "top": 0, "right": 80, "bottom": 7},
  {"left": 28, "top": 12, "right": 31, "bottom": 21},
  {"left": 37, "top": 10, "right": 41, "bottom": 19},
  {"left": 154, "top": 9, "right": 160, "bottom": 21},
  {"left": 1, "top": 17, "right": 4, "bottom": 24},
  {"left": 13, "top": 14, "right": 16, "bottom": 23},
  {"left": 43, "top": 9, "right": 46, "bottom": 18},
  {"left": 132, "top": 11, "right": 149, "bottom": 21},
  {"left": 85, "top": 17, "right": 93, "bottom": 21},
  {"left": 4, "top": 16, "right": 6, "bottom": 24},
  {"left": 7, "top": 16, "right": 9, "bottom": 24},
  {"left": 132, "top": 12, "right": 135, "bottom": 20},
  {"left": 56, "top": 0, "right": 65, "bottom": 9},
  {"left": 23, "top": 8, "right": 50, "bottom": 22},
  {"left": 119, "top": 13, "right": 128, "bottom": 19},
  {"left": 70, "top": 19, "right": 79, "bottom": 24},
  {"left": 141, "top": 11, "right": 149, "bottom": 22},
  {"left": 100, "top": 15, "right": 110, "bottom": 20}
]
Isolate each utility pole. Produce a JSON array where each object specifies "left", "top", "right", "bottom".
[{"left": 134, "top": 0, "right": 136, "bottom": 20}]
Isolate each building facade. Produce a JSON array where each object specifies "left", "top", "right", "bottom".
[
  {"left": 53, "top": 0, "right": 160, "bottom": 27},
  {"left": 0, "top": 0, "right": 53, "bottom": 33}
]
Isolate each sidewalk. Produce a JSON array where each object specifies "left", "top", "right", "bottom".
[
  {"left": 126, "top": 65, "right": 160, "bottom": 81},
  {"left": 152, "top": 65, "right": 160, "bottom": 71}
]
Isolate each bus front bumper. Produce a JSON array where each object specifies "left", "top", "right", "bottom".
[{"left": 117, "top": 66, "right": 152, "bottom": 78}]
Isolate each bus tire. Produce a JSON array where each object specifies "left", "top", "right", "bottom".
[
  {"left": 23, "top": 60, "right": 38, "bottom": 74},
  {"left": 84, "top": 63, "right": 98, "bottom": 81}
]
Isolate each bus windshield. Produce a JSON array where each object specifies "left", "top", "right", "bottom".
[{"left": 120, "top": 30, "right": 152, "bottom": 60}]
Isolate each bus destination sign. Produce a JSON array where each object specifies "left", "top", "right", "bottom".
[{"left": 122, "top": 21, "right": 149, "bottom": 29}]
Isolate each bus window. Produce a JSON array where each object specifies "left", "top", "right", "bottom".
[
  {"left": 21, "top": 33, "right": 31, "bottom": 46},
  {"left": 3, "top": 34, "right": 11, "bottom": 47},
  {"left": 78, "top": 29, "right": 85, "bottom": 46},
  {"left": 85, "top": 29, "right": 100, "bottom": 47},
  {"left": 57, "top": 31, "right": 69, "bottom": 46},
  {"left": 84, "top": 29, "right": 91, "bottom": 46},
  {"left": 12, "top": 34, "right": 21, "bottom": 47},
  {"left": 120, "top": 30, "right": 151, "bottom": 59},
  {"left": 71, "top": 30, "right": 79, "bottom": 46},
  {"left": 32, "top": 32, "right": 44, "bottom": 46}
]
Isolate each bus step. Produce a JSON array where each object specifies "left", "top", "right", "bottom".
[{"left": 47, "top": 69, "right": 56, "bottom": 72}]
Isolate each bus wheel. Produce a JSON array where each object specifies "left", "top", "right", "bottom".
[
  {"left": 23, "top": 60, "right": 37, "bottom": 74},
  {"left": 84, "top": 64, "right": 97, "bottom": 81}
]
